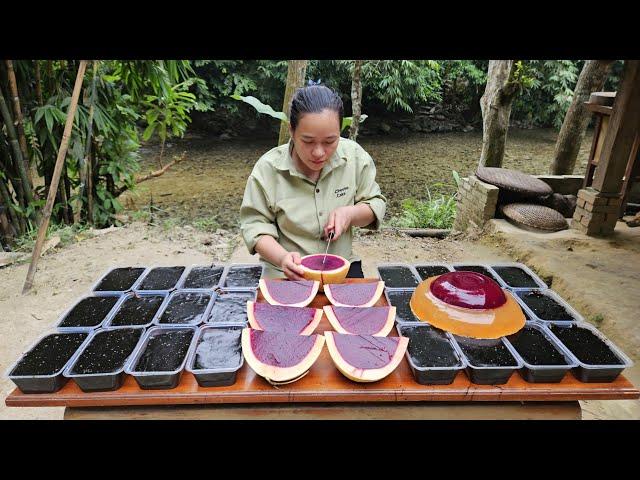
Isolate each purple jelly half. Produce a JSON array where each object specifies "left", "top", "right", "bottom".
[
  {"left": 264, "top": 279, "right": 315, "bottom": 304},
  {"left": 331, "top": 306, "right": 389, "bottom": 335},
  {"left": 429, "top": 271, "right": 506, "bottom": 310},
  {"left": 329, "top": 283, "right": 378, "bottom": 305},
  {"left": 333, "top": 333, "right": 400, "bottom": 370},
  {"left": 250, "top": 330, "right": 316, "bottom": 368},
  {"left": 301, "top": 254, "right": 346, "bottom": 271},
  {"left": 253, "top": 303, "right": 315, "bottom": 334}
]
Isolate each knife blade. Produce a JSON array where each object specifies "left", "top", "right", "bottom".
[{"left": 322, "top": 230, "right": 334, "bottom": 267}]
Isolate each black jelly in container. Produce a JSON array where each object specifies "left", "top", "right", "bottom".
[
  {"left": 56, "top": 294, "right": 122, "bottom": 331},
  {"left": 220, "top": 263, "right": 264, "bottom": 289},
  {"left": 489, "top": 262, "right": 547, "bottom": 290},
  {"left": 135, "top": 265, "right": 186, "bottom": 292},
  {"left": 449, "top": 335, "right": 523, "bottom": 385},
  {"left": 92, "top": 266, "right": 148, "bottom": 294},
  {"left": 376, "top": 263, "right": 421, "bottom": 289},
  {"left": 102, "top": 292, "right": 168, "bottom": 328},
  {"left": 64, "top": 327, "right": 145, "bottom": 392},
  {"left": 506, "top": 322, "right": 578, "bottom": 383},
  {"left": 413, "top": 263, "right": 453, "bottom": 281},
  {"left": 154, "top": 290, "right": 214, "bottom": 326},
  {"left": 545, "top": 322, "right": 633, "bottom": 383},
  {"left": 124, "top": 326, "right": 197, "bottom": 389},
  {"left": 186, "top": 325, "right": 244, "bottom": 387},
  {"left": 515, "top": 289, "right": 584, "bottom": 323},
  {"left": 384, "top": 289, "right": 421, "bottom": 324},
  {"left": 178, "top": 265, "right": 225, "bottom": 290},
  {"left": 397, "top": 323, "right": 466, "bottom": 385},
  {"left": 6, "top": 331, "right": 90, "bottom": 393},
  {"left": 206, "top": 289, "right": 257, "bottom": 325}
]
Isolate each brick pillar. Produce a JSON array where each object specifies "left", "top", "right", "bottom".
[
  {"left": 453, "top": 175, "right": 499, "bottom": 231},
  {"left": 571, "top": 187, "right": 621, "bottom": 235}
]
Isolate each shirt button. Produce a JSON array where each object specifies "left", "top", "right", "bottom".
[
  {"left": 319, "top": 212, "right": 323, "bottom": 216},
  {"left": 316, "top": 188, "right": 320, "bottom": 193}
]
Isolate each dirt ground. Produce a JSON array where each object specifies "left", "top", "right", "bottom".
[{"left": 1, "top": 221, "right": 638, "bottom": 420}]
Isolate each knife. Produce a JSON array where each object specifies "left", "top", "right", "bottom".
[{"left": 322, "top": 230, "right": 335, "bottom": 267}]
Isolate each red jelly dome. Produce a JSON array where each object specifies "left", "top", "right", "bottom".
[{"left": 429, "top": 271, "right": 506, "bottom": 310}]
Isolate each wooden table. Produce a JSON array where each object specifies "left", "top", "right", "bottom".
[{"left": 6, "top": 279, "right": 639, "bottom": 420}]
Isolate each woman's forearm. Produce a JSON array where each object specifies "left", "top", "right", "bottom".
[
  {"left": 254, "top": 235, "right": 289, "bottom": 267},
  {"left": 350, "top": 203, "right": 376, "bottom": 228}
]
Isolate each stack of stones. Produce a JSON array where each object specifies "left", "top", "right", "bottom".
[{"left": 571, "top": 187, "right": 622, "bottom": 235}]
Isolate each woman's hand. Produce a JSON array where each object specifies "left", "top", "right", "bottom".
[
  {"left": 323, "top": 206, "right": 354, "bottom": 241},
  {"left": 280, "top": 251, "right": 306, "bottom": 281}
]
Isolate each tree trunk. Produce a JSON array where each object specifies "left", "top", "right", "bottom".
[
  {"left": 349, "top": 60, "right": 364, "bottom": 141},
  {"left": 549, "top": 60, "right": 614, "bottom": 175},
  {"left": 5, "top": 60, "right": 32, "bottom": 184},
  {"left": 80, "top": 60, "right": 98, "bottom": 224},
  {"left": 479, "top": 60, "right": 519, "bottom": 168},
  {"left": 0, "top": 171, "right": 22, "bottom": 235},
  {"left": 278, "top": 60, "right": 308, "bottom": 146}
]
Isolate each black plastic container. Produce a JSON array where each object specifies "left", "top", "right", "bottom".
[
  {"left": 179, "top": 265, "right": 224, "bottom": 289},
  {"left": 450, "top": 335, "right": 523, "bottom": 385},
  {"left": 186, "top": 325, "right": 243, "bottom": 387},
  {"left": 206, "top": 289, "right": 257, "bottom": 325},
  {"left": 154, "top": 290, "right": 213, "bottom": 326},
  {"left": 413, "top": 263, "right": 452, "bottom": 280},
  {"left": 506, "top": 322, "right": 578, "bottom": 383},
  {"left": 376, "top": 264, "right": 421, "bottom": 288},
  {"left": 451, "top": 264, "right": 501, "bottom": 283},
  {"left": 384, "top": 289, "right": 420, "bottom": 324},
  {"left": 135, "top": 266, "right": 186, "bottom": 291},
  {"left": 64, "top": 327, "right": 145, "bottom": 392},
  {"left": 103, "top": 292, "right": 167, "bottom": 328},
  {"left": 92, "top": 266, "right": 147, "bottom": 293},
  {"left": 221, "top": 263, "right": 264, "bottom": 288},
  {"left": 545, "top": 322, "right": 633, "bottom": 383},
  {"left": 125, "top": 326, "right": 196, "bottom": 389},
  {"left": 7, "top": 332, "right": 90, "bottom": 393},
  {"left": 397, "top": 323, "right": 465, "bottom": 385},
  {"left": 56, "top": 294, "right": 122, "bottom": 331}
]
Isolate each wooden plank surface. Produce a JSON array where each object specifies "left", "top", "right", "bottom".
[{"left": 6, "top": 279, "right": 640, "bottom": 408}]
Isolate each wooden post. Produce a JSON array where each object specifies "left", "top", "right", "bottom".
[
  {"left": 22, "top": 60, "right": 87, "bottom": 294},
  {"left": 592, "top": 60, "right": 640, "bottom": 194}
]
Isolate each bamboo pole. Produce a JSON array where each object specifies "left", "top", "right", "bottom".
[
  {"left": 0, "top": 88, "right": 37, "bottom": 221},
  {"left": 34, "top": 60, "right": 44, "bottom": 107},
  {"left": 5, "top": 60, "right": 32, "bottom": 185},
  {"left": 22, "top": 60, "right": 87, "bottom": 294},
  {"left": 83, "top": 60, "right": 98, "bottom": 224}
]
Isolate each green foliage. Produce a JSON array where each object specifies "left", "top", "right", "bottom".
[
  {"left": 13, "top": 223, "right": 91, "bottom": 253},
  {"left": 391, "top": 187, "right": 457, "bottom": 229}
]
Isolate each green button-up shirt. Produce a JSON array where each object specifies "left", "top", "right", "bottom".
[{"left": 240, "top": 137, "right": 387, "bottom": 278}]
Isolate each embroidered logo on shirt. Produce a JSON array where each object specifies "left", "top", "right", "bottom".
[{"left": 335, "top": 186, "right": 349, "bottom": 198}]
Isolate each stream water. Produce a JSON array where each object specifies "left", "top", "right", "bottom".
[{"left": 125, "top": 129, "right": 592, "bottom": 230}]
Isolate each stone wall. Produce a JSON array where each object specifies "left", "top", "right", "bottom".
[{"left": 453, "top": 176, "right": 499, "bottom": 231}]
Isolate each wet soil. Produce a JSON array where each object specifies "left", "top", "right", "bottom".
[
  {"left": 94, "top": 267, "right": 146, "bottom": 291},
  {"left": 11, "top": 333, "right": 88, "bottom": 376},
  {"left": 208, "top": 291, "right": 255, "bottom": 324},
  {"left": 134, "top": 330, "right": 194, "bottom": 372},
  {"left": 507, "top": 325, "right": 567, "bottom": 365},
  {"left": 158, "top": 292, "right": 212, "bottom": 325},
  {"left": 415, "top": 265, "right": 451, "bottom": 280},
  {"left": 452, "top": 265, "right": 500, "bottom": 282},
  {"left": 222, "top": 265, "right": 262, "bottom": 288},
  {"left": 58, "top": 296, "right": 120, "bottom": 328},
  {"left": 378, "top": 265, "right": 420, "bottom": 288},
  {"left": 137, "top": 266, "right": 185, "bottom": 290},
  {"left": 401, "top": 325, "right": 460, "bottom": 368},
  {"left": 182, "top": 266, "right": 224, "bottom": 289},
  {"left": 71, "top": 329, "right": 143, "bottom": 374},
  {"left": 454, "top": 338, "right": 518, "bottom": 367},
  {"left": 549, "top": 324, "right": 622, "bottom": 365},
  {"left": 386, "top": 290, "right": 420, "bottom": 323},
  {"left": 194, "top": 328, "right": 242, "bottom": 370},
  {"left": 519, "top": 291, "right": 575, "bottom": 321},
  {"left": 492, "top": 266, "right": 542, "bottom": 288},
  {"left": 109, "top": 294, "right": 165, "bottom": 326}
]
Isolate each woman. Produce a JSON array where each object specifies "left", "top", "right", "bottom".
[{"left": 240, "top": 84, "right": 387, "bottom": 280}]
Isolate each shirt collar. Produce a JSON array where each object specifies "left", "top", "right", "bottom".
[{"left": 274, "top": 139, "right": 347, "bottom": 181}]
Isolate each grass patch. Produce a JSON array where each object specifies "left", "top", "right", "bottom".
[
  {"left": 389, "top": 188, "right": 457, "bottom": 229},
  {"left": 192, "top": 216, "right": 221, "bottom": 233},
  {"left": 13, "top": 223, "right": 92, "bottom": 253}
]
